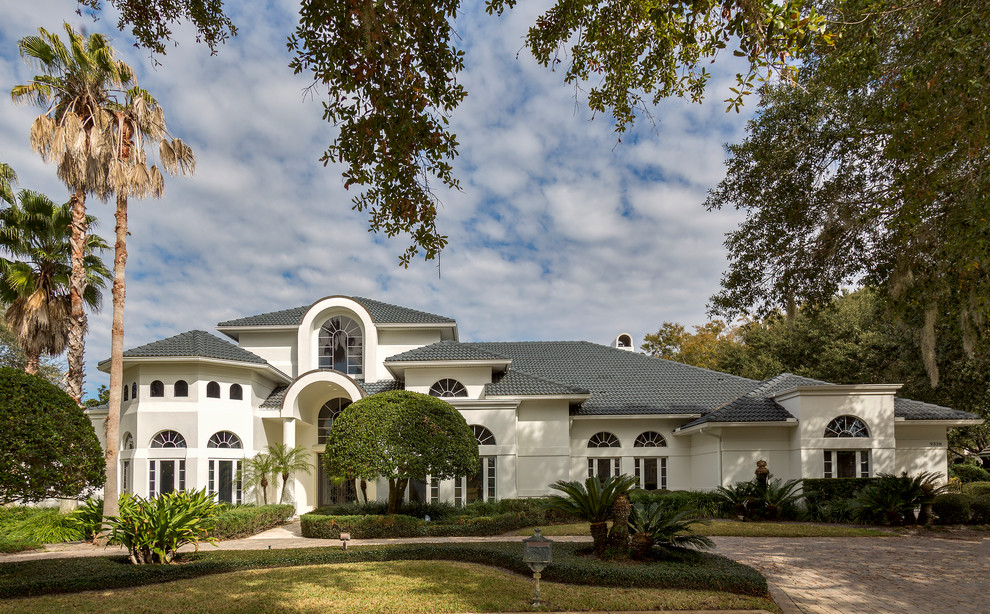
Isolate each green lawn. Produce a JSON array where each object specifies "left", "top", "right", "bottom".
[
  {"left": 518, "top": 520, "right": 890, "bottom": 538},
  {"left": 0, "top": 560, "right": 778, "bottom": 613}
]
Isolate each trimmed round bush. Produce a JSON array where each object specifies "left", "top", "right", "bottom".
[
  {"left": 949, "top": 463, "right": 990, "bottom": 484},
  {"left": 969, "top": 495, "right": 990, "bottom": 525},
  {"left": 932, "top": 493, "right": 972, "bottom": 525},
  {"left": 0, "top": 368, "right": 105, "bottom": 503},
  {"left": 961, "top": 481, "right": 990, "bottom": 498}
]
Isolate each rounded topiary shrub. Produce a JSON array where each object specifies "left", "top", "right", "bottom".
[
  {"left": 962, "top": 481, "right": 990, "bottom": 498},
  {"left": 949, "top": 463, "right": 990, "bottom": 484},
  {"left": 969, "top": 495, "right": 990, "bottom": 525},
  {"left": 932, "top": 493, "right": 972, "bottom": 525},
  {"left": 0, "top": 367, "right": 105, "bottom": 503}
]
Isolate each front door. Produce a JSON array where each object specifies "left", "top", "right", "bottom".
[{"left": 317, "top": 453, "right": 356, "bottom": 507}]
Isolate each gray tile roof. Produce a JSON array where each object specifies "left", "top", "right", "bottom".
[
  {"left": 108, "top": 330, "right": 269, "bottom": 365},
  {"left": 386, "top": 341, "right": 508, "bottom": 363},
  {"left": 486, "top": 369, "right": 589, "bottom": 396},
  {"left": 894, "top": 397, "right": 980, "bottom": 421},
  {"left": 361, "top": 379, "right": 404, "bottom": 395},
  {"left": 261, "top": 386, "right": 287, "bottom": 408},
  {"left": 468, "top": 341, "right": 757, "bottom": 415},
  {"left": 677, "top": 373, "right": 820, "bottom": 429},
  {"left": 217, "top": 297, "right": 455, "bottom": 327}
]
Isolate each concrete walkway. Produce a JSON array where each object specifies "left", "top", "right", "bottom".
[{"left": 712, "top": 533, "right": 990, "bottom": 614}]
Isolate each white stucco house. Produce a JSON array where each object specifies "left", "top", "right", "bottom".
[{"left": 86, "top": 295, "right": 981, "bottom": 514}]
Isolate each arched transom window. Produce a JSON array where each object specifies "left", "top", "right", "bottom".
[
  {"left": 208, "top": 431, "right": 242, "bottom": 449},
  {"left": 472, "top": 425, "right": 496, "bottom": 446},
  {"left": 824, "top": 416, "right": 870, "bottom": 438},
  {"left": 319, "top": 316, "right": 363, "bottom": 375},
  {"left": 429, "top": 378, "right": 467, "bottom": 398},
  {"left": 634, "top": 431, "right": 667, "bottom": 447},
  {"left": 588, "top": 432, "right": 620, "bottom": 448},
  {"left": 150, "top": 430, "right": 187, "bottom": 448},
  {"left": 319, "top": 398, "right": 352, "bottom": 444}
]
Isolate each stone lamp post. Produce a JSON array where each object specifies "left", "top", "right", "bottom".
[{"left": 522, "top": 528, "right": 553, "bottom": 607}]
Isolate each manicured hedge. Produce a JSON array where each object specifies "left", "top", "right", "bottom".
[
  {"left": 300, "top": 511, "right": 538, "bottom": 539},
  {"left": 961, "top": 481, "right": 990, "bottom": 498},
  {"left": 802, "top": 478, "right": 880, "bottom": 503},
  {"left": 949, "top": 463, "right": 990, "bottom": 483},
  {"left": 210, "top": 505, "right": 295, "bottom": 540},
  {"left": 970, "top": 495, "right": 990, "bottom": 524},
  {"left": 0, "top": 542, "right": 768, "bottom": 599},
  {"left": 933, "top": 493, "right": 971, "bottom": 524}
]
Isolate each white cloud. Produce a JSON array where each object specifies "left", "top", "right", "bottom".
[{"left": 1, "top": 0, "right": 760, "bottom": 397}]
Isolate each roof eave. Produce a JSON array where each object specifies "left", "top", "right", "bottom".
[
  {"left": 894, "top": 418, "right": 984, "bottom": 426},
  {"left": 571, "top": 412, "right": 702, "bottom": 420},
  {"left": 486, "top": 393, "right": 592, "bottom": 402},
  {"left": 97, "top": 355, "right": 291, "bottom": 383},
  {"left": 385, "top": 359, "right": 512, "bottom": 379},
  {"left": 674, "top": 419, "right": 798, "bottom": 436}
]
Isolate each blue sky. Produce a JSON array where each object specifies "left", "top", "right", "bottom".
[{"left": 1, "top": 0, "right": 756, "bottom": 398}]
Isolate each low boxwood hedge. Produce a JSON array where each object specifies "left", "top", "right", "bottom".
[
  {"left": 210, "top": 504, "right": 295, "bottom": 540},
  {"left": 961, "top": 481, "right": 990, "bottom": 498},
  {"left": 300, "top": 511, "right": 539, "bottom": 539},
  {"left": 933, "top": 493, "right": 972, "bottom": 524},
  {"left": 629, "top": 489, "right": 726, "bottom": 518},
  {"left": 0, "top": 542, "right": 767, "bottom": 599},
  {"left": 969, "top": 495, "right": 990, "bottom": 524}
]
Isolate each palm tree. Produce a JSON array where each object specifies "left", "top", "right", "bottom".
[
  {"left": 12, "top": 23, "right": 136, "bottom": 403},
  {"left": 244, "top": 452, "right": 276, "bottom": 506},
  {"left": 267, "top": 443, "right": 314, "bottom": 505},
  {"left": 0, "top": 163, "right": 16, "bottom": 205},
  {"left": 547, "top": 475, "right": 638, "bottom": 558},
  {"left": 0, "top": 190, "right": 109, "bottom": 374},
  {"left": 98, "top": 85, "right": 193, "bottom": 526}
]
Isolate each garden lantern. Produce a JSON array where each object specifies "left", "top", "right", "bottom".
[{"left": 522, "top": 528, "right": 553, "bottom": 607}]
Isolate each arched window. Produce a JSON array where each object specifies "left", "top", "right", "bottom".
[
  {"left": 150, "top": 380, "right": 165, "bottom": 397},
  {"left": 319, "top": 398, "right": 352, "bottom": 444},
  {"left": 123, "top": 385, "right": 129, "bottom": 401},
  {"left": 824, "top": 416, "right": 870, "bottom": 438},
  {"left": 588, "top": 432, "right": 620, "bottom": 448},
  {"left": 634, "top": 431, "right": 667, "bottom": 447},
  {"left": 472, "top": 425, "right": 496, "bottom": 446},
  {"left": 206, "top": 381, "right": 220, "bottom": 398},
  {"left": 122, "top": 432, "right": 134, "bottom": 450},
  {"left": 230, "top": 384, "right": 243, "bottom": 400},
  {"left": 150, "top": 430, "right": 187, "bottom": 448},
  {"left": 318, "top": 315, "right": 363, "bottom": 375},
  {"left": 131, "top": 382, "right": 137, "bottom": 399},
  {"left": 429, "top": 378, "right": 467, "bottom": 398},
  {"left": 174, "top": 380, "right": 189, "bottom": 397},
  {"left": 207, "top": 431, "right": 242, "bottom": 449},
  {"left": 618, "top": 334, "right": 632, "bottom": 348}
]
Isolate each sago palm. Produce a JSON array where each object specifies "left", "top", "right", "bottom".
[
  {"left": 548, "top": 474, "right": 637, "bottom": 558},
  {"left": 0, "top": 190, "right": 109, "bottom": 374},
  {"left": 12, "top": 22, "right": 136, "bottom": 403},
  {"left": 628, "top": 501, "right": 714, "bottom": 559},
  {"left": 268, "top": 443, "right": 314, "bottom": 505}
]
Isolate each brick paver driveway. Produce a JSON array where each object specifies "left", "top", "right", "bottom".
[{"left": 714, "top": 534, "right": 990, "bottom": 614}]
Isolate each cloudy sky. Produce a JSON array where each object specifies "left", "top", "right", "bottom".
[{"left": 1, "top": 0, "right": 755, "bottom": 397}]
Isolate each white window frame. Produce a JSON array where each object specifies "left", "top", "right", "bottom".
[
  {"left": 149, "top": 459, "right": 186, "bottom": 498},
  {"left": 208, "top": 459, "right": 243, "bottom": 504},
  {"left": 588, "top": 457, "right": 620, "bottom": 479},
  {"left": 634, "top": 457, "right": 667, "bottom": 490},
  {"left": 121, "top": 460, "right": 131, "bottom": 493},
  {"left": 453, "top": 456, "right": 496, "bottom": 505},
  {"left": 823, "top": 450, "right": 871, "bottom": 478}
]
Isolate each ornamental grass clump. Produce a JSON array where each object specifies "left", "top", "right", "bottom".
[{"left": 106, "top": 490, "right": 219, "bottom": 564}]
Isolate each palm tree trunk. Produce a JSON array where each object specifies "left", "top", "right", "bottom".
[
  {"left": 280, "top": 472, "right": 290, "bottom": 505},
  {"left": 100, "top": 193, "right": 127, "bottom": 538},
  {"left": 65, "top": 187, "right": 88, "bottom": 404},
  {"left": 260, "top": 477, "right": 269, "bottom": 505}
]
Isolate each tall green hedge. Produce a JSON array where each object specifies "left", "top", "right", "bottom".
[
  {"left": 301, "top": 511, "right": 539, "bottom": 539},
  {"left": 0, "top": 368, "right": 105, "bottom": 503},
  {"left": 210, "top": 505, "right": 295, "bottom": 540}
]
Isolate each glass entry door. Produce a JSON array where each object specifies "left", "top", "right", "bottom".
[{"left": 317, "top": 453, "right": 355, "bottom": 507}]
